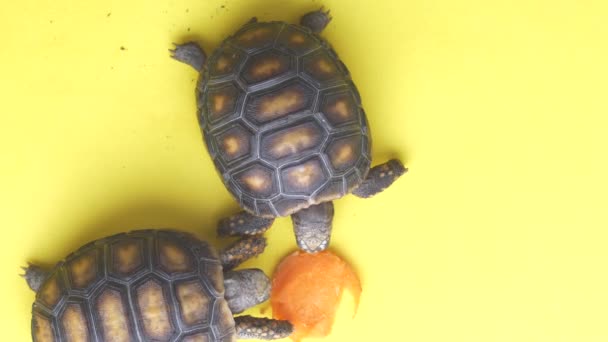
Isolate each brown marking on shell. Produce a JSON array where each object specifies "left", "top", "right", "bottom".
[
  {"left": 218, "top": 127, "right": 251, "bottom": 162},
  {"left": 281, "top": 159, "right": 326, "bottom": 193},
  {"left": 183, "top": 333, "right": 211, "bottom": 342},
  {"left": 39, "top": 274, "right": 61, "bottom": 309},
  {"left": 112, "top": 240, "right": 142, "bottom": 276},
  {"left": 68, "top": 250, "right": 97, "bottom": 289},
  {"left": 304, "top": 52, "right": 342, "bottom": 83},
  {"left": 158, "top": 239, "right": 193, "bottom": 274},
  {"left": 244, "top": 174, "right": 268, "bottom": 192},
  {"left": 216, "top": 57, "right": 230, "bottom": 72},
  {"left": 244, "top": 53, "right": 290, "bottom": 84},
  {"left": 223, "top": 136, "right": 240, "bottom": 155},
  {"left": 334, "top": 145, "right": 353, "bottom": 164},
  {"left": 247, "top": 82, "right": 312, "bottom": 123},
  {"left": 176, "top": 281, "right": 210, "bottom": 326},
  {"left": 213, "top": 95, "right": 228, "bottom": 114},
  {"left": 207, "top": 85, "right": 239, "bottom": 122},
  {"left": 97, "top": 289, "right": 132, "bottom": 342},
  {"left": 290, "top": 33, "right": 305, "bottom": 44},
  {"left": 259, "top": 90, "right": 303, "bottom": 119},
  {"left": 321, "top": 92, "right": 359, "bottom": 126},
  {"left": 33, "top": 314, "right": 54, "bottom": 342},
  {"left": 136, "top": 280, "right": 174, "bottom": 340},
  {"left": 61, "top": 304, "right": 89, "bottom": 342},
  {"left": 236, "top": 166, "right": 275, "bottom": 197},
  {"left": 203, "top": 263, "right": 225, "bottom": 294},
  {"left": 327, "top": 135, "right": 362, "bottom": 172},
  {"left": 334, "top": 100, "right": 350, "bottom": 118},
  {"left": 276, "top": 26, "right": 318, "bottom": 55},
  {"left": 235, "top": 27, "right": 274, "bottom": 48},
  {"left": 317, "top": 59, "right": 334, "bottom": 73},
  {"left": 211, "top": 47, "right": 243, "bottom": 76},
  {"left": 217, "top": 300, "right": 236, "bottom": 334},
  {"left": 261, "top": 122, "right": 323, "bottom": 160}
]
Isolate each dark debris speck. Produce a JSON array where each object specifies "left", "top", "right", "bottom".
[
  {"left": 120, "top": 46, "right": 126, "bottom": 51},
  {"left": 107, "top": 12, "right": 112, "bottom": 17}
]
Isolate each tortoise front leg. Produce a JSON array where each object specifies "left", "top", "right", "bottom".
[
  {"left": 234, "top": 315, "right": 293, "bottom": 340},
  {"left": 352, "top": 159, "right": 407, "bottom": 198},
  {"left": 220, "top": 236, "right": 267, "bottom": 270},
  {"left": 21, "top": 263, "right": 49, "bottom": 292},
  {"left": 217, "top": 211, "right": 274, "bottom": 237},
  {"left": 291, "top": 202, "right": 334, "bottom": 253}
]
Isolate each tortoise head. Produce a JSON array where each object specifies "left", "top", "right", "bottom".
[{"left": 223, "top": 268, "right": 271, "bottom": 314}]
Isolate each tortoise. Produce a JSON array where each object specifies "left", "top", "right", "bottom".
[
  {"left": 23, "top": 229, "right": 292, "bottom": 341},
  {"left": 171, "top": 9, "right": 407, "bottom": 253}
]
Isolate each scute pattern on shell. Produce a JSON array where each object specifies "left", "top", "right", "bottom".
[
  {"left": 31, "top": 230, "right": 236, "bottom": 342},
  {"left": 198, "top": 22, "right": 372, "bottom": 217}
]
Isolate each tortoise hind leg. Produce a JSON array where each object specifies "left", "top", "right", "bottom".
[
  {"left": 21, "top": 263, "right": 49, "bottom": 292},
  {"left": 300, "top": 8, "right": 332, "bottom": 34},
  {"left": 291, "top": 202, "right": 334, "bottom": 253},
  {"left": 220, "top": 236, "right": 267, "bottom": 270},
  {"left": 352, "top": 159, "right": 407, "bottom": 198},
  {"left": 217, "top": 211, "right": 274, "bottom": 237},
  {"left": 235, "top": 315, "right": 293, "bottom": 340}
]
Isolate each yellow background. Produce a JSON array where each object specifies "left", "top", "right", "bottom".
[{"left": 1, "top": 0, "right": 608, "bottom": 341}]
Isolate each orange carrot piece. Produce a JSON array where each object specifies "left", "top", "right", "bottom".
[{"left": 271, "top": 251, "right": 361, "bottom": 341}]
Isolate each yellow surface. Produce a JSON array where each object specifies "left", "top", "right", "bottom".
[{"left": 1, "top": 0, "right": 608, "bottom": 341}]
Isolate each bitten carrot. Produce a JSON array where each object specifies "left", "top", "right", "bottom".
[{"left": 271, "top": 251, "right": 361, "bottom": 341}]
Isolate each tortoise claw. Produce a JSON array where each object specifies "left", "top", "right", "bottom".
[
  {"left": 21, "top": 263, "right": 49, "bottom": 292},
  {"left": 301, "top": 7, "right": 333, "bottom": 33}
]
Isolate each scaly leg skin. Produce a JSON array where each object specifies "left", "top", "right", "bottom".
[
  {"left": 291, "top": 202, "right": 334, "bottom": 253},
  {"left": 170, "top": 42, "right": 206, "bottom": 71},
  {"left": 224, "top": 269, "right": 270, "bottom": 314},
  {"left": 352, "top": 159, "right": 407, "bottom": 198},
  {"left": 217, "top": 211, "right": 274, "bottom": 237},
  {"left": 21, "top": 263, "right": 49, "bottom": 292},
  {"left": 235, "top": 315, "right": 293, "bottom": 340},
  {"left": 220, "top": 236, "right": 267, "bottom": 270},
  {"left": 300, "top": 8, "right": 332, "bottom": 34}
]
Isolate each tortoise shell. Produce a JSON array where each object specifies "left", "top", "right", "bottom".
[
  {"left": 197, "top": 21, "right": 372, "bottom": 217},
  {"left": 31, "top": 230, "right": 236, "bottom": 342}
]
